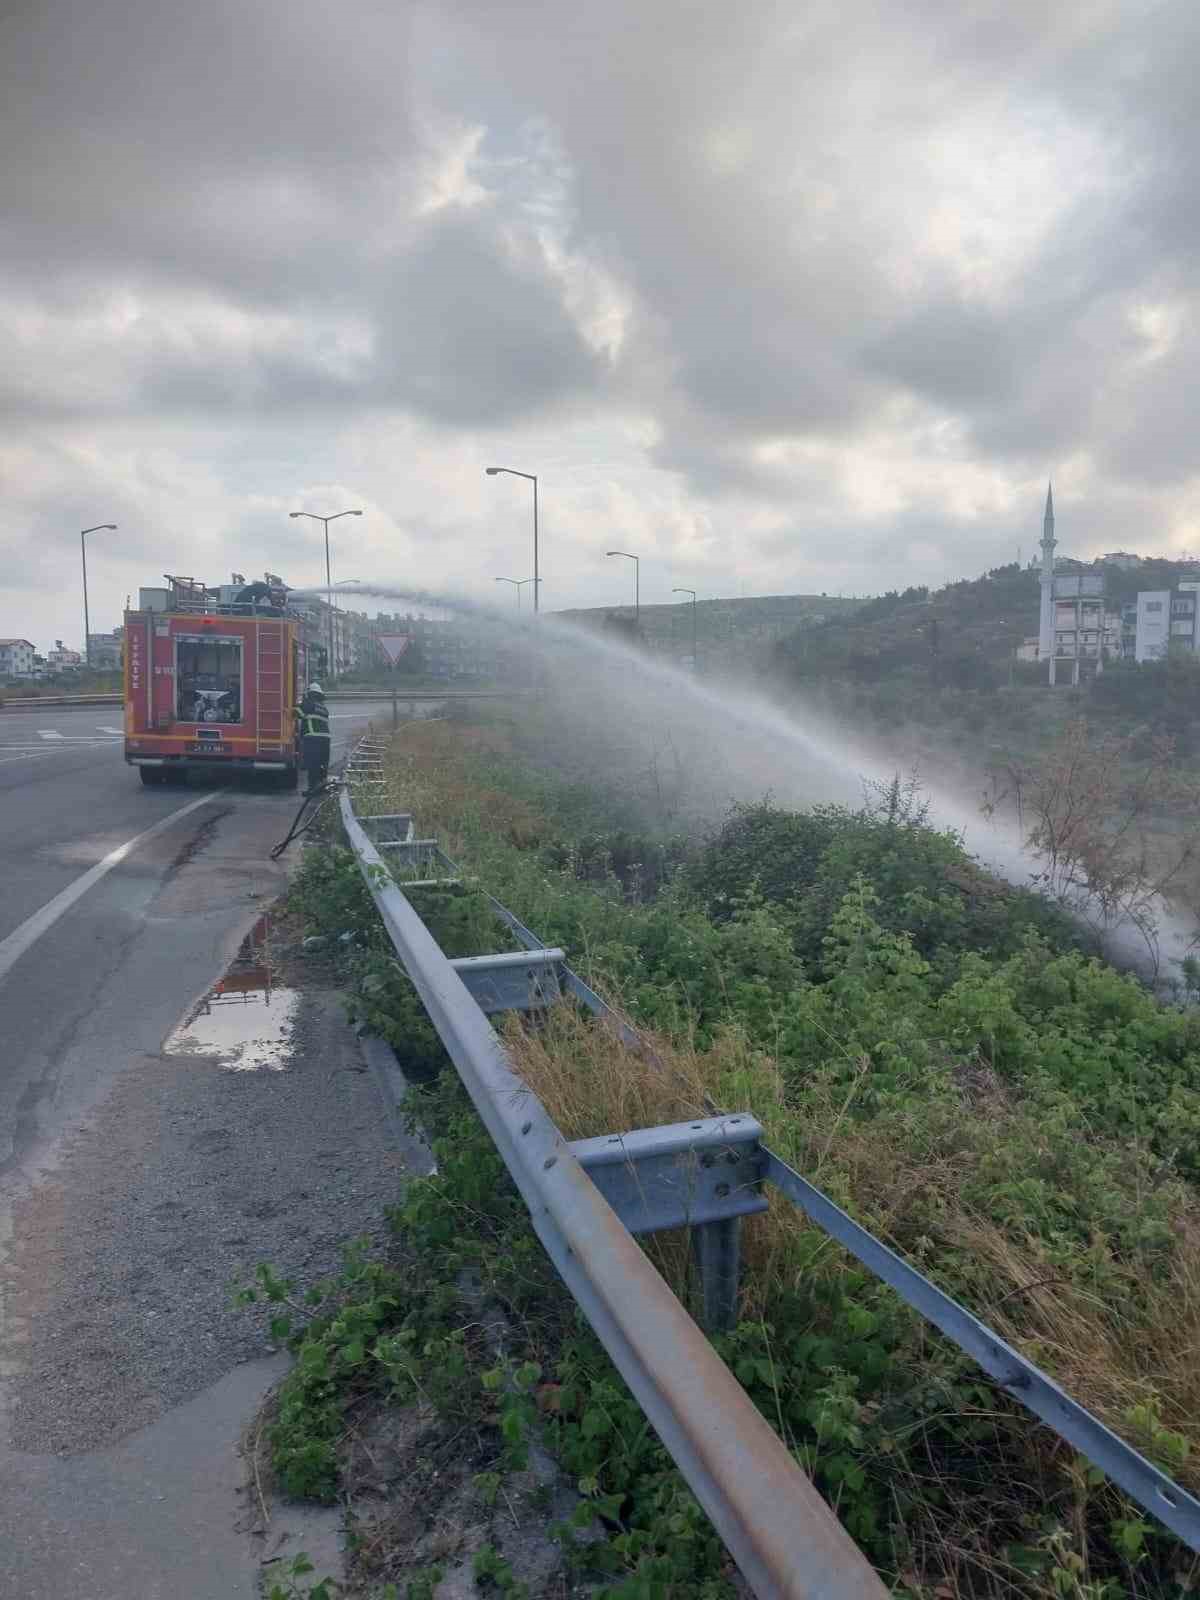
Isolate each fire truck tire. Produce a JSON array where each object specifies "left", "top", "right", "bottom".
[
  {"left": 279, "top": 766, "right": 300, "bottom": 791},
  {"left": 139, "top": 767, "right": 167, "bottom": 786}
]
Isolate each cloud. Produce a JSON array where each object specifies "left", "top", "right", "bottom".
[{"left": 4, "top": 0, "right": 1200, "bottom": 648}]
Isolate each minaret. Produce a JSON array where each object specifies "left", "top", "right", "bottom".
[{"left": 1038, "top": 481, "right": 1056, "bottom": 661}]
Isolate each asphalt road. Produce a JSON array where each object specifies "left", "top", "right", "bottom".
[
  {"left": 0, "top": 702, "right": 374, "bottom": 946},
  {"left": 0, "top": 701, "right": 387, "bottom": 1172},
  {"left": 0, "top": 698, "right": 402, "bottom": 1595}
]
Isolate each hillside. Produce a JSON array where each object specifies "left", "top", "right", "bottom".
[
  {"left": 555, "top": 591, "right": 858, "bottom": 671},
  {"left": 765, "top": 559, "right": 1200, "bottom": 758},
  {"left": 768, "top": 556, "right": 1200, "bottom": 695}
]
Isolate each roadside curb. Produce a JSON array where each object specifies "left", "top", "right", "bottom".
[{"left": 355, "top": 1028, "right": 438, "bottom": 1177}]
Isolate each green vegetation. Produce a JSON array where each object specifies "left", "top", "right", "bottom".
[
  {"left": 264, "top": 1552, "right": 339, "bottom": 1600},
  {"left": 1089, "top": 655, "right": 1200, "bottom": 761},
  {"left": 770, "top": 563, "right": 1037, "bottom": 698},
  {"left": 268, "top": 714, "right": 1200, "bottom": 1598},
  {"left": 0, "top": 667, "right": 122, "bottom": 699}
]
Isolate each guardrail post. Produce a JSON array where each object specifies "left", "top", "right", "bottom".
[{"left": 692, "top": 1217, "right": 741, "bottom": 1334}]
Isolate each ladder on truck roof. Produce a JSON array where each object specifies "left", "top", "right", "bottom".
[{"left": 256, "top": 618, "right": 286, "bottom": 753}]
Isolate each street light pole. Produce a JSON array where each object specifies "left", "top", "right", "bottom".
[
  {"left": 494, "top": 576, "right": 538, "bottom": 611},
  {"left": 606, "top": 550, "right": 640, "bottom": 623},
  {"left": 673, "top": 587, "right": 697, "bottom": 670},
  {"left": 485, "top": 468, "right": 539, "bottom": 614},
  {"left": 289, "top": 509, "right": 362, "bottom": 683},
  {"left": 80, "top": 523, "right": 117, "bottom": 669}
]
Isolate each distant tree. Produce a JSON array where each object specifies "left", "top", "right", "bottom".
[
  {"left": 983, "top": 719, "right": 1200, "bottom": 972},
  {"left": 1089, "top": 651, "right": 1200, "bottom": 758}
]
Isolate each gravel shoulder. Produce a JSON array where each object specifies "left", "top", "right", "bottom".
[
  {"left": 6, "top": 982, "right": 402, "bottom": 1454},
  {"left": 0, "top": 894, "right": 410, "bottom": 1597}
]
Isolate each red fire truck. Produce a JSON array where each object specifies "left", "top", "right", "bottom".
[{"left": 123, "top": 575, "right": 317, "bottom": 788}]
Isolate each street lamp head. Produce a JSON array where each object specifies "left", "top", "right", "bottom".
[
  {"left": 289, "top": 512, "right": 302, "bottom": 519},
  {"left": 485, "top": 467, "right": 502, "bottom": 475},
  {"left": 350, "top": 510, "right": 363, "bottom": 516},
  {"left": 102, "top": 523, "right": 117, "bottom": 530}
]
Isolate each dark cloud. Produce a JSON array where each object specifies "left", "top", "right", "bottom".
[{"left": 372, "top": 212, "right": 604, "bottom": 424}]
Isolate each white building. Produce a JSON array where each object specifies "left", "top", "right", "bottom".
[
  {"left": 0, "top": 638, "right": 35, "bottom": 678},
  {"left": 46, "top": 640, "right": 83, "bottom": 671},
  {"left": 1134, "top": 591, "right": 1172, "bottom": 662}
]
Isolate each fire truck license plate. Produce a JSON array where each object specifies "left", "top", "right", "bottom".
[{"left": 188, "top": 741, "right": 230, "bottom": 754}]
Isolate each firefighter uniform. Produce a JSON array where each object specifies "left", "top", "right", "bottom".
[{"left": 296, "top": 685, "right": 331, "bottom": 792}]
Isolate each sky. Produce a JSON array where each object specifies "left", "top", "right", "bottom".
[{"left": 3, "top": 0, "right": 1200, "bottom": 651}]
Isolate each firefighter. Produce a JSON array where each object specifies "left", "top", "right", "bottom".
[{"left": 296, "top": 682, "right": 331, "bottom": 793}]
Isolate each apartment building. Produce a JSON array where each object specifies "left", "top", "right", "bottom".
[{"left": 0, "top": 638, "right": 35, "bottom": 678}]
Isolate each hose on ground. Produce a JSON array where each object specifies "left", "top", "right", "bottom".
[{"left": 269, "top": 778, "right": 342, "bottom": 859}]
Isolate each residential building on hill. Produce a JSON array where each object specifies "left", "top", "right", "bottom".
[
  {"left": 1172, "top": 583, "right": 1200, "bottom": 651},
  {"left": 0, "top": 638, "right": 35, "bottom": 678},
  {"left": 1129, "top": 583, "right": 1200, "bottom": 661}
]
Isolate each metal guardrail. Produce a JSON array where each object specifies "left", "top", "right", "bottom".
[
  {"left": 762, "top": 1154, "right": 1199, "bottom": 1546},
  {"left": 339, "top": 784, "right": 887, "bottom": 1600},
  {"left": 339, "top": 756, "right": 1200, "bottom": 1583}
]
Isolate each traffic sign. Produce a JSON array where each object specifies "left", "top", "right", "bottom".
[{"left": 378, "top": 634, "right": 411, "bottom": 664}]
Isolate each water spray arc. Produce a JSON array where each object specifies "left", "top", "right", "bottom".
[{"left": 288, "top": 580, "right": 1194, "bottom": 983}]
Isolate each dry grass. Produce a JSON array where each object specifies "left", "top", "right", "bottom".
[
  {"left": 502, "top": 1002, "right": 1200, "bottom": 1496},
  {"left": 370, "top": 716, "right": 545, "bottom": 859}
]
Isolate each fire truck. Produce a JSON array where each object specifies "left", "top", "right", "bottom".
[{"left": 123, "top": 574, "right": 319, "bottom": 788}]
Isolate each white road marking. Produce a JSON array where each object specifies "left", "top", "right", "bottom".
[
  {"left": 0, "top": 750, "right": 65, "bottom": 766},
  {"left": 0, "top": 741, "right": 118, "bottom": 752},
  {"left": 0, "top": 789, "right": 225, "bottom": 984},
  {"left": 37, "top": 730, "right": 64, "bottom": 740},
  {"left": 96, "top": 726, "right": 125, "bottom": 735},
  {"left": 18, "top": 734, "right": 122, "bottom": 744}
]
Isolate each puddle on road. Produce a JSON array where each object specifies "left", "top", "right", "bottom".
[{"left": 164, "top": 914, "right": 299, "bottom": 1070}]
